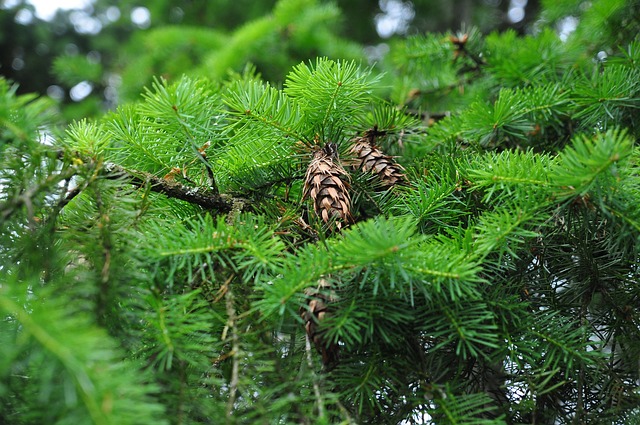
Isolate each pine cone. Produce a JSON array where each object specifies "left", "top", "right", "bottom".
[
  {"left": 303, "top": 143, "right": 352, "bottom": 231},
  {"left": 348, "top": 133, "right": 406, "bottom": 188},
  {"left": 300, "top": 277, "right": 339, "bottom": 366}
]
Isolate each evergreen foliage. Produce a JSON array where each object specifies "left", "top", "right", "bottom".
[
  {"left": 117, "top": 0, "right": 366, "bottom": 103},
  {"left": 2, "top": 0, "right": 640, "bottom": 423}
]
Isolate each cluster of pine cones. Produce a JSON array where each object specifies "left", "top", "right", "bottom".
[{"left": 300, "top": 129, "right": 407, "bottom": 367}]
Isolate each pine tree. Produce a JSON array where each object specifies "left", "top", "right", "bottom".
[{"left": 2, "top": 0, "right": 640, "bottom": 424}]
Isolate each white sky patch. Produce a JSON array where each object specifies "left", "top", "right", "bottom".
[
  {"left": 130, "top": 6, "right": 151, "bottom": 29},
  {"left": 507, "top": 0, "right": 527, "bottom": 24},
  {"left": 69, "top": 81, "right": 93, "bottom": 101},
  {"left": 375, "top": 0, "right": 415, "bottom": 39},
  {"left": 558, "top": 16, "right": 578, "bottom": 42},
  {"left": 26, "top": 0, "right": 94, "bottom": 21}
]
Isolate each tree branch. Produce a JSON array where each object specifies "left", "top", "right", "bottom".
[{"left": 102, "top": 163, "right": 233, "bottom": 213}]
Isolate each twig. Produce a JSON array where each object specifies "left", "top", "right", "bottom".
[
  {"left": 214, "top": 274, "right": 234, "bottom": 304},
  {"left": 0, "top": 165, "right": 77, "bottom": 224},
  {"left": 194, "top": 147, "right": 218, "bottom": 195},
  {"left": 94, "top": 188, "right": 112, "bottom": 326},
  {"left": 170, "top": 104, "right": 219, "bottom": 195},
  {"left": 225, "top": 282, "right": 240, "bottom": 422},
  {"left": 58, "top": 185, "right": 81, "bottom": 212},
  {"left": 305, "top": 333, "right": 326, "bottom": 419},
  {"left": 336, "top": 399, "right": 357, "bottom": 425},
  {"left": 45, "top": 159, "right": 102, "bottom": 229}
]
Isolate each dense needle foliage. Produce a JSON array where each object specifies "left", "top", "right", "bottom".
[{"left": 1, "top": 0, "right": 640, "bottom": 423}]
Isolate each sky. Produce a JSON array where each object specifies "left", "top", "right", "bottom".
[{"left": 27, "top": 0, "right": 94, "bottom": 21}]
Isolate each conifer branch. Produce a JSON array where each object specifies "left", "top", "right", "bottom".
[
  {"left": 170, "top": 104, "right": 219, "bottom": 194},
  {"left": 605, "top": 206, "right": 640, "bottom": 232},
  {"left": 322, "top": 79, "right": 343, "bottom": 130},
  {"left": 101, "top": 163, "right": 234, "bottom": 213},
  {"left": 243, "top": 109, "right": 306, "bottom": 142},
  {"left": 4, "top": 7, "right": 640, "bottom": 422},
  {"left": 0, "top": 295, "right": 107, "bottom": 425}
]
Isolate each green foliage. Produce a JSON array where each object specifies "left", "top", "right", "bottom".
[
  {"left": 220, "top": 77, "right": 304, "bottom": 192},
  {"left": 284, "top": 59, "right": 378, "bottom": 140},
  {"left": 551, "top": 128, "right": 634, "bottom": 197},
  {"left": 2, "top": 1, "right": 640, "bottom": 424},
  {"left": 543, "top": 0, "right": 636, "bottom": 52},
  {"left": 484, "top": 29, "right": 573, "bottom": 87},
  {"left": 572, "top": 65, "right": 640, "bottom": 130},
  {"left": 0, "top": 79, "right": 55, "bottom": 148},
  {"left": 108, "top": 76, "right": 223, "bottom": 184},
  {"left": 119, "top": 26, "right": 227, "bottom": 102},
  {"left": 0, "top": 280, "right": 166, "bottom": 425},
  {"left": 119, "top": 0, "right": 366, "bottom": 103},
  {"left": 53, "top": 55, "right": 103, "bottom": 86}
]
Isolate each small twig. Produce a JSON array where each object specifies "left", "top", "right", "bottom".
[
  {"left": 336, "top": 399, "right": 357, "bottom": 425},
  {"left": 171, "top": 104, "right": 220, "bottom": 195},
  {"left": 305, "top": 333, "right": 326, "bottom": 419},
  {"left": 58, "top": 185, "right": 82, "bottom": 211},
  {"left": 214, "top": 274, "right": 234, "bottom": 304},
  {"left": 195, "top": 147, "right": 218, "bottom": 195},
  {"left": 0, "top": 165, "right": 78, "bottom": 224},
  {"left": 93, "top": 187, "right": 112, "bottom": 327},
  {"left": 44, "top": 158, "right": 103, "bottom": 229},
  {"left": 212, "top": 350, "right": 235, "bottom": 365},
  {"left": 225, "top": 282, "right": 240, "bottom": 422}
]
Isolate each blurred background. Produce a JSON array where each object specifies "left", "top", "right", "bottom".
[{"left": 0, "top": 0, "right": 540, "bottom": 121}]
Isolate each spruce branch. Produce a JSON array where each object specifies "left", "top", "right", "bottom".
[
  {"left": 450, "top": 32, "right": 485, "bottom": 72},
  {"left": 101, "top": 162, "right": 234, "bottom": 213},
  {"left": 0, "top": 284, "right": 167, "bottom": 425},
  {"left": 170, "top": 104, "right": 219, "bottom": 194},
  {"left": 605, "top": 205, "right": 640, "bottom": 232},
  {"left": 0, "top": 295, "right": 107, "bottom": 425},
  {"left": 284, "top": 59, "right": 377, "bottom": 138},
  {"left": 5, "top": 6, "right": 640, "bottom": 422},
  {"left": 223, "top": 79, "right": 307, "bottom": 142}
]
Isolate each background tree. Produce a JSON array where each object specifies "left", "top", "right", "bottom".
[
  {"left": 1, "top": 0, "right": 640, "bottom": 424},
  {"left": 1, "top": 0, "right": 538, "bottom": 121}
]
